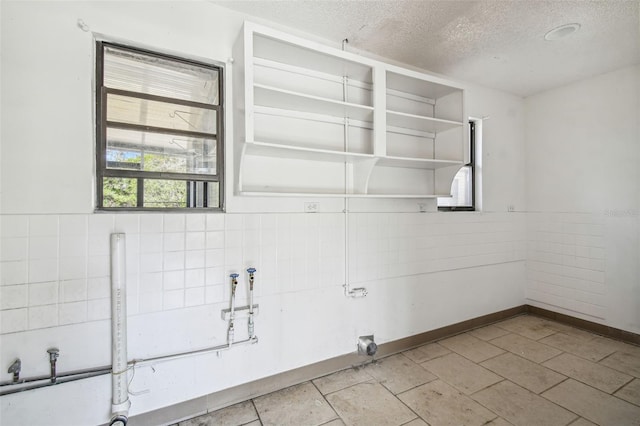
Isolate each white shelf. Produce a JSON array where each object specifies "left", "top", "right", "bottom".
[
  {"left": 387, "top": 70, "right": 461, "bottom": 101},
  {"left": 254, "top": 84, "right": 374, "bottom": 121},
  {"left": 240, "top": 189, "right": 356, "bottom": 197},
  {"left": 235, "top": 22, "right": 466, "bottom": 204},
  {"left": 245, "top": 141, "right": 375, "bottom": 163},
  {"left": 253, "top": 29, "right": 374, "bottom": 82},
  {"left": 239, "top": 190, "right": 445, "bottom": 199},
  {"left": 377, "top": 156, "right": 463, "bottom": 169},
  {"left": 349, "top": 193, "right": 447, "bottom": 198},
  {"left": 386, "top": 110, "right": 462, "bottom": 133},
  {"left": 254, "top": 57, "right": 372, "bottom": 90}
]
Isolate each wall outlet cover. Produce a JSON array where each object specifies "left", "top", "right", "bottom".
[{"left": 304, "top": 202, "right": 319, "bottom": 213}]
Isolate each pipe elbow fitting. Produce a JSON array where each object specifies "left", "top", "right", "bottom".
[{"left": 110, "top": 415, "right": 128, "bottom": 426}]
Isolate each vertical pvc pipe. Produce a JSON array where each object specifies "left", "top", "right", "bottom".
[
  {"left": 247, "top": 268, "right": 256, "bottom": 338},
  {"left": 228, "top": 273, "right": 239, "bottom": 347},
  {"left": 110, "top": 234, "right": 130, "bottom": 425}
]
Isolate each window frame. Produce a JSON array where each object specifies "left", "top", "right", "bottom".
[
  {"left": 95, "top": 41, "right": 225, "bottom": 212},
  {"left": 438, "top": 120, "right": 475, "bottom": 212}
]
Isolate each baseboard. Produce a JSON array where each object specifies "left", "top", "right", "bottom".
[
  {"left": 128, "top": 304, "right": 640, "bottom": 425},
  {"left": 128, "top": 305, "right": 526, "bottom": 426},
  {"left": 525, "top": 305, "right": 640, "bottom": 345}
]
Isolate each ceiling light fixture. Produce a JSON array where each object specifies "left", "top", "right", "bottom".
[{"left": 544, "top": 23, "right": 581, "bottom": 41}]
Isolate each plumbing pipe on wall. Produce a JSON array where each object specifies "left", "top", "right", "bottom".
[
  {"left": 342, "top": 39, "right": 367, "bottom": 299},
  {"left": 110, "top": 234, "right": 130, "bottom": 426},
  {"left": 247, "top": 268, "right": 256, "bottom": 339},
  {"left": 228, "top": 273, "right": 239, "bottom": 347}
]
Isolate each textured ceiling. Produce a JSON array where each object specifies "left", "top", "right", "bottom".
[{"left": 214, "top": 0, "right": 640, "bottom": 97}]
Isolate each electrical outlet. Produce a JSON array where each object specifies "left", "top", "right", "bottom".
[
  {"left": 508, "top": 204, "right": 515, "bottom": 212},
  {"left": 304, "top": 202, "right": 319, "bottom": 213}
]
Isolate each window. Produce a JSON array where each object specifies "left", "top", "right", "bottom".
[
  {"left": 438, "top": 120, "right": 476, "bottom": 211},
  {"left": 96, "top": 42, "right": 223, "bottom": 210}
]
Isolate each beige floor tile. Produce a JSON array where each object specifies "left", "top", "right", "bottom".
[
  {"left": 543, "top": 352, "right": 633, "bottom": 393},
  {"left": 365, "top": 354, "right": 437, "bottom": 394},
  {"left": 398, "top": 380, "right": 497, "bottom": 426},
  {"left": 615, "top": 378, "right": 640, "bottom": 406},
  {"left": 402, "top": 418, "right": 429, "bottom": 426},
  {"left": 439, "top": 333, "right": 505, "bottom": 363},
  {"left": 245, "top": 421, "right": 261, "bottom": 426},
  {"left": 541, "top": 322, "right": 600, "bottom": 341},
  {"left": 326, "top": 382, "right": 416, "bottom": 426},
  {"left": 313, "top": 367, "right": 373, "bottom": 395},
  {"left": 179, "top": 400, "right": 258, "bottom": 426},
  {"left": 321, "top": 419, "right": 346, "bottom": 426},
  {"left": 253, "top": 382, "right": 337, "bottom": 426},
  {"left": 489, "top": 333, "right": 562, "bottom": 363},
  {"left": 485, "top": 418, "right": 513, "bottom": 426},
  {"left": 473, "top": 380, "right": 577, "bottom": 426},
  {"left": 469, "top": 324, "right": 511, "bottom": 341},
  {"left": 481, "top": 352, "right": 566, "bottom": 393},
  {"left": 403, "top": 342, "right": 451, "bottom": 363},
  {"left": 542, "top": 379, "right": 640, "bottom": 426},
  {"left": 568, "top": 419, "right": 597, "bottom": 426},
  {"left": 600, "top": 344, "right": 640, "bottom": 377},
  {"left": 421, "top": 352, "right": 502, "bottom": 395},
  {"left": 485, "top": 419, "right": 513, "bottom": 426},
  {"left": 539, "top": 333, "right": 617, "bottom": 362},
  {"left": 495, "top": 315, "right": 559, "bottom": 340}
]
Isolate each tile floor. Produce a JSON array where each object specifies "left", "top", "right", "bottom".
[{"left": 175, "top": 315, "right": 640, "bottom": 426}]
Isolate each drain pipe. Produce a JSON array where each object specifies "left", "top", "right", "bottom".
[
  {"left": 228, "top": 273, "right": 239, "bottom": 347},
  {"left": 247, "top": 268, "right": 256, "bottom": 339},
  {"left": 110, "top": 234, "right": 130, "bottom": 426},
  {"left": 342, "top": 38, "right": 367, "bottom": 299}
]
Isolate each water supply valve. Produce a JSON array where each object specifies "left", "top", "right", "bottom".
[{"left": 7, "top": 359, "right": 21, "bottom": 383}]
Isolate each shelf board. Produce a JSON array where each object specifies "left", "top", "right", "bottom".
[
  {"left": 253, "top": 30, "right": 374, "bottom": 82},
  {"left": 254, "top": 57, "right": 372, "bottom": 90},
  {"left": 349, "top": 193, "right": 446, "bottom": 199},
  {"left": 386, "top": 110, "right": 462, "bottom": 133},
  {"left": 240, "top": 189, "right": 353, "bottom": 198},
  {"left": 386, "top": 70, "right": 462, "bottom": 100},
  {"left": 254, "top": 105, "right": 373, "bottom": 129},
  {"left": 239, "top": 189, "right": 448, "bottom": 199},
  {"left": 377, "top": 156, "right": 463, "bottom": 170},
  {"left": 254, "top": 84, "right": 374, "bottom": 121},
  {"left": 245, "top": 141, "right": 375, "bottom": 163}
]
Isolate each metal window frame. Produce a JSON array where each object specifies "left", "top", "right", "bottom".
[
  {"left": 95, "top": 41, "right": 225, "bottom": 212},
  {"left": 438, "top": 120, "right": 475, "bottom": 212}
]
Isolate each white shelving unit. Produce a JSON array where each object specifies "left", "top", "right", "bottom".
[{"left": 233, "top": 22, "right": 466, "bottom": 201}]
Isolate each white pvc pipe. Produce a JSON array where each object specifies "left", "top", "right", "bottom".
[
  {"left": 110, "top": 234, "right": 130, "bottom": 425},
  {"left": 228, "top": 274, "right": 238, "bottom": 347},
  {"left": 247, "top": 268, "right": 256, "bottom": 338}
]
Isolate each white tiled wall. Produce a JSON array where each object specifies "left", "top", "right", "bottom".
[
  {"left": 0, "top": 212, "right": 525, "bottom": 335},
  {"left": 526, "top": 212, "right": 606, "bottom": 319},
  {"left": 348, "top": 212, "right": 526, "bottom": 284}
]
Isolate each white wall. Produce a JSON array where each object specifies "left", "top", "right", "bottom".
[
  {"left": 0, "top": 1, "right": 526, "bottom": 425},
  {"left": 525, "top": 64, "right": 640, "bottom": 333}
]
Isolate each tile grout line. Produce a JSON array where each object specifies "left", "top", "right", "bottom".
[
  {"left": 482, "top": 377, "right": 583, "bottom": 425},
  {"left": 388, "top": 381, "right": 426, "bottom": 426},
  {"left": 539, "top": 349, "right": 567, "bottom": 364},
  {"left": 398, "top": 374, "right": 503, "bottom": 426},
  {"left": 542, "top": 353, "right": 636, "bottom": 395},
  {"left": 536, "top": 373, "right": 570, "bottom": 395},
  {"left": 249, "top": 397, "right": 263, "bottom": 426},
  {"left": 463, "top": 378, "right": 508, "bottom": 423},
  {"left": 595, "top": 348, "right": 619, "bottom": 364},
  {"left": 606, "top": 375, "right": 635, "bottom": 396},
  {"left": 537, "top": 377, "right": 599, "bottom": 423},
  {"left": 468, "top": 377, "right": 507, "bottom": 397},
  {"left": 308, "top": 378, "right": 341, "bottom": 424}
]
